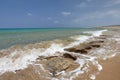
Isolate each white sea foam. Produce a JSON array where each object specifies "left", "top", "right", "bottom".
[
  {"left": 66, "top": 35, "right": 91, "bottom": 48},
  {"left": 0, "top": 49, "right": 39, "bottom": 74},
  {"left": 41, "top": 43, "right": 64, "bottom": 57},
  {"left": 84, "top": 29, "right": 108, "bottom": 37},
  {"left": 0, "top": 43, "right": 64, "bottom": 75},
  {"left": 90, "top": 74, "right": 96, "bottom": 80}
]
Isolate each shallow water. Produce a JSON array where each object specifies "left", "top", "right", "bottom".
[{"left": 0, "top": 28, "right": 102, "bottom": 49}]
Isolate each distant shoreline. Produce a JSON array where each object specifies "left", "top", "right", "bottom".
[{"left": 97, "top": 25, "right": 120, "bottom": 28}]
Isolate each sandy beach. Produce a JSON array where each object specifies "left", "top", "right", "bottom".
[{"left": 96, "top": 54, "right": 120, "bottom": 80}]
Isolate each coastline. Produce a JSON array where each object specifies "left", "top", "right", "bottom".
[{"left": 0, "top": 26, "right": 120, "bottom": 80}]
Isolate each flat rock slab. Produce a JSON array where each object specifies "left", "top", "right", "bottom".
[{"left": 46, "top": 57, "right": 79, "bottom": 76}]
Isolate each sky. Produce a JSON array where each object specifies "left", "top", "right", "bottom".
[{"left": 0, "top": 0, "right": 120, "bottom": 28}]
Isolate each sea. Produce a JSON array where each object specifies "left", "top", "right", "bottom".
[{"left": 0, "top": 28, "right": 102, "bottom": 50}]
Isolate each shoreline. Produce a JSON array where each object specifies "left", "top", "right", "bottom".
[{"left": 0, "top": 27, "right": 120, "bottom": 80}]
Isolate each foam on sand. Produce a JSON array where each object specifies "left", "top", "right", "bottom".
[
  {"left": 0, "top": 43, "right": 64, "bottom": 75},
  {"left": 84, "top": 29, "right": 108, "bottom": 37}
]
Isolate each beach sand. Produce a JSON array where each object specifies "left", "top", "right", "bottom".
[
  {"left": 96, "top": 54, "right": 120, "bottom": 80},
  {"left": 96, "top": 26, "right": 120, "bottom": 80}
]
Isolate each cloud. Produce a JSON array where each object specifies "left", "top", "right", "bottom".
[
  {"left": 73, "top": 10, "right": 120, "bottom": 23},
  {"left": 112, "top": 0, "right": 120, "bottom": 4},
  {"left": 105, "top": 0, "right": 120, "bottom": 7},
  {"left": 88, "top": 10, "right": 120, "bottom": 19},
  {"left": 27, "top": 13, "right": 32, "bottom": 16},
  {"left": 76, "top": 1, "right": 92, "bottom": 8},
  {"left": 103, "top": 10, "right": 120, "bottom": 17},
  {"left": 76, "top": 2, "right": 87, "bottom": 8},
  {"left": 61, "top": 12, "right": 71, "bottom": 16}
]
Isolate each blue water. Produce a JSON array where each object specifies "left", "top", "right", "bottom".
[{"left": 0, "top": 28, "right": 101, "bottom": 49}]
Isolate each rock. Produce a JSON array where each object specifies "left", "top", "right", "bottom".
[
  {"left": 36, "top": 56, "right": 44, "bottom": 60},
  {"left": 63, "top": 53, "right": 77, "bottom": 60},
  {"left": 89, "top": 41, "right": 104, "bottom": 44},
  {"left": 91, "top": 45, "right": 100, "bottom": 48},
  {"left": 64, "top": 48, "right": 88, "bottom": 54},
  {"left": 98, "top": 41, "right": 104, "bottom": 43},
  {"left": 64, "top": 48, "right": 76, "bottom": 52},
  {"left": 77, "top": 49, "right": 88, "bottom": 54},
  {"left": 85, "top": 46, "right": 92, "bottom": 50},
  {"left": 46, "top": 57, "right": 75, "bottom": 76}
]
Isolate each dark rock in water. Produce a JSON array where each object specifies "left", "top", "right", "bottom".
[
  {"left": 89, "top": 41, "right": 104, "bottom": 44},
  {"left": 63, "top": 53, "right": 77, "bottom": 60},
  {"left": 36, "top": 56, "right": 44, "bottom": 60},
  {"left": 64, "top": 48, "right": 88, "bottom": 54},
  {"left": 46, "top": 57, "right": 74, "bottom": 76},
  {"left": 64, "top": 48, "right": 76, "bottom": 52},
  {"left": 98, "top": 41, "right": 104, "bottom": 43},
  {"left": 91, "top": 45, "right": 100, "bottom": 48},
  {"left": 77, "top": 49, "right": 88, "bottom": 54},
  {"left": 85, "top": 46, "right": 92, "bottom": 50}
]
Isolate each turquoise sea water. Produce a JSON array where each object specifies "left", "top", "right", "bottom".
[{"left": 0, "top": 28, "right": 102, "bottom": 49}]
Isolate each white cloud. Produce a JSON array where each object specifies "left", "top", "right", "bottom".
[
  {"left": 87, "top": 10, "right": 120, "bottom": 19},
  {"left": 104, "top": 10, "right": 120, "bottom": 17},
  {"left": 73, "top": 10, "right": 120, "bottom": 23},
  {"left": 113, "top": 0, "right": 120, "bottom": 4},
  {"left": 61, "top": 12, "right": 71, "bottom": 16},
  {"left": 105, "top": 0, "right": 120, "bottom": 7},
  {"left": 27, "top": 13, "right": 32, "bottom": 16},
  {"left": 76, "top": 2, "right": 87, "bottom": 8}
]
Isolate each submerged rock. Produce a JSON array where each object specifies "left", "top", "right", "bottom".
[
  {"left": 64, "top": 48, "right": 76, "bottom": 52},
  {"left": 64, "top": 48, "right": 88, "bottom": 54},
  {"left": 46, "top": 57, "right": 78, "bottom": 76},
  {"left": 91, "top": 45, "right": 100, "bottom": 48},
  {"left": 63, "top": 53, "right": 77, "bottom": 60},
  {"left": 85, "top": 46, "right": 92, "bottom": 50},
  {"left": 89, "top": 41, "right": 104, "bottom": 44},
  {"left": 77, "top": 49, "right": 88, "bottom": 54}
]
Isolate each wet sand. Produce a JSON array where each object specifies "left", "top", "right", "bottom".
[
  {"left": 96, "top": 54, "right": 120, "bottom": 80},
  {"left": 95, "top": 26, "right": 120, "bottom": 80}
]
